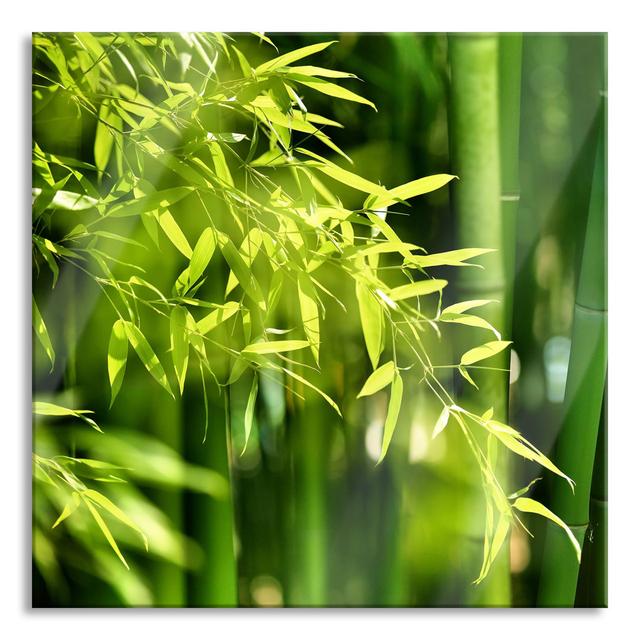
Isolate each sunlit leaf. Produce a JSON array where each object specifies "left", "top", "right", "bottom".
[
  {"left": 388, "top": 278, "right": 447, "bottom": 301},
  {"left": 108, "top": 319, "right": 128, "bottom": 407},
  {"left": 432, "top": 406, "right": 450, "bottom": 440},
  {"left": 242, "top": 374, "right": 259, "bottom": 455},
  {"left": 460, "top": 340, "right": 511, "bottom": 366},
  {"left": 366, "top": 174, "right": 456, "bottom": 210},
  {"left": 188, "top": 227, "right": 216, "bottom": 286},
  {"left": 357, "top": 361, "right": 395, "bottom": 398},
  {"left": 298, "top": 272, "right": 320, "bottom": 365},
  {"left": 255, "top": 40, "right": 337, "bottom": 75},
  {"left": 33, "top": 401, "right": 102, "bottom": 432},
  {"left": 242, "top": 340, "right": 309, "bottom": 355},
  {"left": 33, "top": 297, "right": 55, "bottom": 371},
  {"left": 356, "top": 281, "right": 384, "bottom": 368},
  {"left": 158, "top": 209, "right": 192, "bottom": 258},
  {"left": 378, "top": 371, "right": 403, "bottom": 463},
  {"left": 170, "top": 306, "right": 189, "bottom": 394},
  {"left": 406, "top": 248, "right": 495, "bottom": 269}
]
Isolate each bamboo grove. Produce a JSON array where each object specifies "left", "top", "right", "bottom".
[{"left": 32, "top": 32, "right": 605, "bottom": 607}]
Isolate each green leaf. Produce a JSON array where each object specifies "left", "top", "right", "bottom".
[
  {"left": 255, "top": 40, "right": 338, "bottom": 75},
  {"left": 33, "top": 298, "right": 55, "bottom": 371},
  {"left": 188, "top": 227, "right": 216, "bottom": 286},
  {"left": 82, "top": 497, "right": 129, "bottom": 569},
  {"left": 281, "top": 366, "right": 342, "bottom": 416},
  {"left": 357, "top": 361, "right": 395, "bottom": 398},
  {"left": 52, "top": 492, "right": 81, "bottom": 528},
  {"left": 458, "top": 365, "right": 478, "bottom": 389},
  {"left": 298, "top": 273, "right": 320, "bottom": 365},
  {"left": 197, "top": 302, "right": 240, "bottom": 335},
  {"left": 242, "top": 340, "right": 309, "bottom": 355},
  {"left": 219, "top": 233, "right": 265, "bottom": 310},
  {"left": 242, "top": 374, "right": 259, "bottom": 455},
  {"left": 94, "top": 101, "right": 122, "bottom": 173},
  {"left": 283, "top": 65, "right": 357, "bottom": 79},
  {"left": 33, "top": 401, "right": 102, "bottom": 432},
  {"left": 405, "top": 248, "right": 495, "bottom": 269},
  {"left": 225, "top": 228, "right": 262, "bottom": 296},
  {"left": 158, "top": 209, "right": 192, "bottom": 258},
  {"left": 366, "top": 174, "right": 456, "bottom": 211},
  {"left": 170, "top": 306, "right": 189, "bottom": 394},
  {"left": 442, "top": 299, "right": 496, "bottom": 315},
  {"left": 432, "top": 406, "right": 450, "bottom": 440},
  {"left": 107, "top": 187, "right": 193, "bottom": 218},
  {"left": 83, "top": 489, "right": 148, "bottom": 551},
  {"left": 460, "top": 340, "right": 511, "bottom": 366},
  {"left": 439, "top": 313, "right": 501, "bottom": 340},
  {"left": 388, "top": 279, "right": 447, "bottom": 301},
  {"left": 356, "top": 281, "right": 384, "bottom": 368},
  {"left": 378, "top": 371, "right": 403, "bottom": 463},
  {"left": 291, "top": 75, "right": 376, "bottom": 110},
  {"left": 108, "top": 319, "right": 128, "bottom": 407},
  {"left": 123, "top": 322, "right": 174, "bottom": 398},
  {"left": 513, "top": 497, "right": 581, "bottom": 562}
]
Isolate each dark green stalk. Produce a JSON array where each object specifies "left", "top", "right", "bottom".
[
  {"left": 537, "top": 107, "right": 606, "bottom": 607},
  {"left": 448, "top": 33, "right": 511, "bottom": 606}
]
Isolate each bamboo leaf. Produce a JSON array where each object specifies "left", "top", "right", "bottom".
[
  {"left": 378, "top": 371, "right": 403, "bottom": 463},
  {"left": 458, "top": 365, "right": 478, "bottom": 389},
  {"left": 406, "top": 248, "right": 495, "bottom": 268},
  {"left": 366, "top": 174, "right": 456, "bottom": 210},
  {"left": 108, "top": 319, "right": 128, "bottom": 407},
  {"left": 94, "top": 101, "right": 122, "bottom": 173},
  {"left": 439, "top": 313, "right": 501, "bottom": 340},
  {"left": 123, "top": 322, "right": 174, "bottom": 398},
  {"left": 188, "top": 227, "right": 216, "bottom": 286},
  {"left": 442, "top": 299, "right": 496, "bottom": 315},
  {"left": 33, "top": 401, "right": 102, "bottom": 432},
  {"left": 197, "top": 302, "right": 240, "bottom": 335},
  {"left": 513, "top": 497, "right": 581, "bottom": 562},
  {"left": 298, "top": 273, "right": 320, "bottom": 365},
  {"left": 281, "top": 366, "right": 342, "bottom": 416},
  {"left": 83, "top": 489, "right": 148, "bottom": 551},
  {"left": 283, "top": 65, "right": 357, "bottom": 79},
  {"left": 242, "top": 374, "right": 259, "bottom": 455},
  {"left": 356, "top": 281, "right": 384, "bottom": 368},
  {"left": 460, "top": 340, "right": 511, "bottom": 366},
  {"left": 432, "top": 406, "right": 450, "bottom": 440},
  {"left": 357, "top": 361, "right": 395, "bottom": 398},
  {"left": 33, "top": 298, "right": 55, "bottom": 371},
  {"left": 170, "top": 306, "right": 189, "bottom": 394},
  {"left": 219, "top": 233, "right": 265, "bottom": 310},
  {"left": 158, "top": 209, "right": 192, "bottom": 258},
  {"left": 52, "top": 492, "right": 81, "bottom": 528},
  {"left": 82, "top": 497, "right": 129, "bottom": 569},
  {"left": 388, "top": 279, "right": 447, "bottom": 301},
  {"left": 242, "top": 340, "right": 309, "bottom": 355},
  {"left": 107, "top": 187, "right": 193, "bottom": 218},
  {"left": 290, "top": 75, "right": 376, "bottom": 110},
  {"left": 255, "top": 40, "right": 338, "bottom": 75}
]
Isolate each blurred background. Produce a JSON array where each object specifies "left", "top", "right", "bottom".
[{"left": 32, "top": 33, "right": 606, "bottom": 607}]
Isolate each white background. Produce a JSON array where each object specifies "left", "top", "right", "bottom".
[{"left": 4, "top": 1, "right": 638, "bottom": 637}]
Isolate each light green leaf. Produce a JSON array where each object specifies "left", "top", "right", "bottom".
[
  {"left": 405, "top": 248, "right": 495, "bottom": 269},
  {"left": 378, "top": 371, "right": 403, "bottom": 463},
  {"left": 298, "top": 273, "right": 320, "bottom": 365},
  {"left": 170, "top": 306, "right": 189, "bottom": 394},
  {"left": 458, "top": 365, "right": 478, "bottom": 389},
  {"left": 52, "top": 492, "right": 81, "bottom": 528},
  {"left": 439, "top": 313, "right": 501, "bottom": 340},
  {"left": 123, "top": 322, "right": 174, "bottom": 398},
  {"left": 442, "top": 299, "right": 496, "bottom": 315},
  {"left": 291, "top": 75, "right": 376, "bottom": 110},
  {"left": 356, "top": 281, "right": 384, "bottom": 368},
  {"left": 281, "top": 366, "right": 342, "bottom": 416},
  {"left": 283, "top": 65, "right": 357, "bottom": 79},
  {"left": 158, "top": 209, "right": 192, "bottom": 258},
  {"left": 219, "top": 233, "right": 265, "bottom": 310},
  {"left": 197, "top": 302, "right": 240, "bottom": 335},
  {"left": 94, "top": 101, "right": 122, "bottom": 173},
  {"left": 460, "top": 340, "right": 511, "bottom": 366},
  {"left": 225, "top": 228, "right": 262, "bottom": 296},
  {"left": 188, "top": 227, "right": 216, "bottom": 286},
  {"left": 357, "top": 361, "right": 395, "bottom": 398},
  {"left": 432, "top": 406, "right": 450, "bottom": 440},
  {"left": 513, "top": 497, "right": 581, "bottom": 562},
  {"left": 33, "top": 298, "right": 55, "bottom": 371},
  {"left": 366, "top": 174, "right": 456, "bottom": 210},
  {"left": 242, "top": 340, "right": 309, "bottom": 355},
  {"left": 107, "top": 187, "right": 193, "bottom": 218},
  {"left": 33, "top": 401, "right": 102, "bottom": 432},
  {"left": 388, "top": 279, "right": 447, "bottom": 301},
  {"left": 108, "top": 319, "right": 128, "bottom": 407},
  {"left": 242, "top": 374, "right": 259, "bottom": 455},
  {"left": 82, "top": 497, "right": 129, "bottom": 569},
  {"left": 255, "top": 40, "right": 338, "bottom": 75},
  {"left": 83, "top": 489, "right": 148, "bottom": 551}
]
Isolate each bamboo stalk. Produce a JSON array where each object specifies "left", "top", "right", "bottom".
[
  {"left": 537, "top": 105, "right": 606, "bottom": 607},
  {"left": 448, "top": 33, "right": 511, "bottom": 606}
]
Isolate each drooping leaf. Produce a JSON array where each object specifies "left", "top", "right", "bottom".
[
  {"left": 242, "top": 374, "right": 259, "bottom": 455},
  {"left": 441, "top": 299, "right": 496, "bottom": 316},
  {"left": 290, "top": 75, "right": 376, "bottom": 110},
  {"left": 388, "top": 279, "right": 447, "bottom": 301},
  {"left": 33, "top": 401, "right": 102, "bottom": 432},
  {"left": 281, "top": 366, "right": 341, "bottom": 416},
  {"left": 108, "top": 319, "right": 128, "bottom": 407},
  {"left": 52, "top": 492, "right": 81, "bottom": 529},
  {"left": 107, "top": 187, "right": 193, "bottom": 218},
  {"left": 356, "top": 281, "right": 384, "bottom": 368},
  {"left": 170, "top": 306, "right": 189, "bottom": 394},
  {"left": 188, "top": 227, "right": 216, "bottom": 287},
  {"left": 432, "top": 406, "right": 450, "bottom": 440},
  {"left": 298, "top": 272, "right": 320, "bottom": 365},
  {"left": 33, "top": 297, "right": 55, "bottom": 371},
  {"left": 378, "top": 371, "right": 403, "bottom": 464},
  {"left": 82, "top": 497, "right": 129, "bottom": 569},
  {"left": 197, "top": 302, "right": 240, "bottom": 335},
  {"left": 94, "top": 100, "right": 122, "bottom": 173},
  {"left": 405, "top": 248, "right": 495, "bottom": 269},
  {"left": 158, "top": 209, "right": 192, "bottom": 258},
  {"left": 513, "top": 497, "right": 581, "bottom": 562},
  {"left": 122, "top": 322, "right": 174, "bottom": 398},
  {"left": 460, "top": 340, "right": 512, "bottom": 366},
  {"left": 357, "top": 361, "right": 395, "bottom": 398},
  {"left": 219, "top": 233, "right": 265, "bottom": 309}
]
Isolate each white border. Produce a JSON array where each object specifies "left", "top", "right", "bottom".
[{"left": 4, "top": 1, "right": 638, "bottom": 637}]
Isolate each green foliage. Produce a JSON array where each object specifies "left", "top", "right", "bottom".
[{"left": 32, "top": 32, "right": 579, "bottom": 590}]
